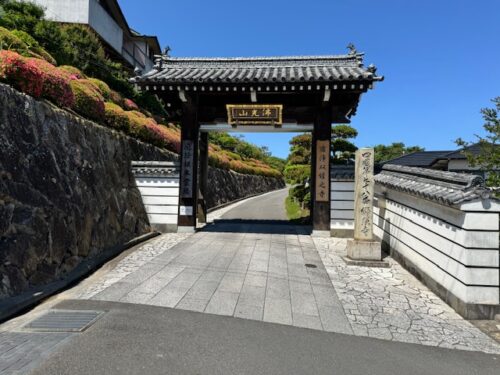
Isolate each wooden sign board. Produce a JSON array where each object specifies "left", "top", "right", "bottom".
[
  {"left": 180, "top": 140, "right": 194, "bottom": 199},
  {"left": 227, "top": 104, "right": 283, "bottom": 126},
  {"left": 315, "top": 140, "right": 330, "bottom": 202}
]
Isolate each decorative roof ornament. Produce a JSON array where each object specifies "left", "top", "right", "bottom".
[
  {"left": 347, "top": 43, "right": 358, "bottom": 55},
  {"left": 163, "top": 46, "right": 172, "bottom": 57},
  {"left": 367, "top": 64, "right": 377, "bottom": 74}
]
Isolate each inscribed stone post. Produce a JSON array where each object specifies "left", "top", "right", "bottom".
[
  {"left": 353, "top": 148, "right": 374, "bottom": 241},
  {"left": 346, "top": 148, "right": 382, "bottom": 261}
]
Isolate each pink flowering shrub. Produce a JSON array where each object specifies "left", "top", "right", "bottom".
[
  {"left": 0, "top": 50, "right": 44, "bottom": 97},
  {"left": 31, "top": 58, "right": 74, "bottom": 108},
  {"left": 123, "top": 98, "right": 139, "bottom": 110},
  {"left": 158, "top": 126, "right": 181, "bottom": 153},
  {"left": 0, "top": 50, "right": 74, "bottom": 107}
]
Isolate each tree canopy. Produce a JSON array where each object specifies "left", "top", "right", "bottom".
[
  {"left": 331, "top": 124, "right": 358, "bottom": 164},
  {"left": 456, "top": 97, "right": 499, "bottom": 189},
  {"left": 373, "top": 142, "right": 424, "bottom": 164}
]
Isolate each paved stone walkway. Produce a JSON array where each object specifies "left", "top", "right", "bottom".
[
  {"left": 314, "top": 237, "right": 500, "bottom": 354},
  {"left": 80, "top": 222, "right": 353, "bottom": 333},
  {"left": 75, "top": 225, "right": 500, "bottom": 354}
]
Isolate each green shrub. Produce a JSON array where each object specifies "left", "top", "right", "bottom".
[
  {"left": 58, "top": 65, "right": 86, "bottom": 79},
  {"left": 0, "top": 0, "right": 44, "bottom": 35},
  {"left": 33, "top": 20, "right": 66, "bottom": 63},
  {"left": 284, "top": 164, "right": 310, "bottom": 184},
  {"left": 104, "top": 102, "right": 130, "bottom": 131},
  {"left": 10, "top": 29, "right": 55, "bottom": 64},
  {"left": 70, "top": 79, "right": 105, "bottom": 122}
]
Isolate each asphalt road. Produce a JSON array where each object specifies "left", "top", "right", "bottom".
[
  {"left": 30, "top": 299, "right": 499, "bottom": 375},
  {"left": 220, "top": 188, "right": 289, "bottom": 221}
]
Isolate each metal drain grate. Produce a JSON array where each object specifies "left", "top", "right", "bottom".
[
  {"left": 305, "top": 263, "right": 318, "bottom": 269},
  {"left": 24, "top": 310, "right": 104, "bottom": 332}
]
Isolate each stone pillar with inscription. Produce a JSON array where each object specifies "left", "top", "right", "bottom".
[{"left": 346, "top": 148, "right": 382, "bottom": 261}]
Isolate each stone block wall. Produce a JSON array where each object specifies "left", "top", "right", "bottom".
[
  {"left": 205, "top": 167, "right": 285, "bottom": 210},
  {"left": 0, "top": 83, "right": 176, "bottom": 299},
  {"left": 0, "top": 83, "right": 286, "bottom": 301}
]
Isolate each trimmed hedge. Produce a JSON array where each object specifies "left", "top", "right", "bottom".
[
  {"left": 70, "top": 79, "right": 105, "bottom": 121},
  {"left": 0, "top": 50, "right": 73, "bottom": 107},
  {"left": 0, "top": 51, "right": 282, "bottom": 178}
]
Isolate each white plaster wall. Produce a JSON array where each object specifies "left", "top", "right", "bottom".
[
  {"left": 30, "top": 0, "right": 89, "bottom": 23},
  {"left": 88, "top": 0, "right": 123, "bottom": 53},
  {"left": 331, "top": 179, "right": 354, "bottom": 231},
  {"left": 135, "top": 177, "right": 179, "bottom": 227},
  {"left": 374, "top": 184, "right": 500, "bottom": 305}
]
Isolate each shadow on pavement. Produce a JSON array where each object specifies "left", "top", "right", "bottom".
[{"left": 202, "top": 219, "right": 312, "bottom": 235}]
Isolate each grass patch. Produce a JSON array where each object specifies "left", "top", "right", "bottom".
[{"left": 285, "top": 196, "right": 310, "bottom": 224}]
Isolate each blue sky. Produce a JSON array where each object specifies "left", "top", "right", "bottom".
[{"left": 120, "top": 0, "right": 500, "bottom": 159}]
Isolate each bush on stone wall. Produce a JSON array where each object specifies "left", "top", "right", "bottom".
[
  {"left": 70, "top": 79, "right": 105, "bottom": 122},
  {"left": 0, "top": 50, "right": 73, "bottom": 107},
  {"left": 0, "top": 49, "right": 43, "bottom": 97}
]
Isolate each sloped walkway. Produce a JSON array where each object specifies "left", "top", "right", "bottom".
[
  {"left": 72, "top": 223, "right": 500, "bottom": 354},
  {"left": 78, "top": 223, "right": 353, "bottom": 333}
]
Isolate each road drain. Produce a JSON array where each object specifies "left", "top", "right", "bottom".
[
  {"left": 305, "top": 263, "right": 317, "bottom": 269},
  {"left": 24, "top": 310, "right": 104, "bottom": 332}
]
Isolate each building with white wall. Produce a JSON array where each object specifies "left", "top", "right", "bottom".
[{"left": 30, "top": 0, "right": 161, "bottom": 72}]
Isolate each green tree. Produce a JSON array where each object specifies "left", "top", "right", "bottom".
[
  {"left": 331, "top": 124, "right": 358, "bottom": 164},
  {"left": 284, "top": 134, "right": 312, "bottom": 211},
  {"left": 373, "top": 142, "right": 424, "bottom": 164},
  {"left": 456, "top": 97, "right": 500, "bottom": 189},
  {"left": 0, "top": 0, "right": 44, "bottom": 35}
]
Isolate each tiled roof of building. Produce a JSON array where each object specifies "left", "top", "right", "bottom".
[
  {"left": 439, "top": 143, "right": 486, "bottom": 160},
  {"left": 374, "top": 164, "right": 492, "bottom": 205},
  {"left": 133, "top": 51, "right": 383, "bottom": 85},
  {"left": 382, "top": 151, "right": 453, "bottom": 167}
]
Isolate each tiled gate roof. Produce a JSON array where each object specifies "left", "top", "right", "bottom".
[{"left": 133, "top": 52, "right": 383, "bottom": 85}]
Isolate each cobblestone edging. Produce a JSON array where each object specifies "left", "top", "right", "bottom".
[
  {"left": 313, "top": 237, "right": 500, "bottom": 354},
  {"left": 77, "top": 234, "right": 191, "bottom": 299}
]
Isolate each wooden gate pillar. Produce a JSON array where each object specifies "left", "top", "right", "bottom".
[
  {"left": 311, "top": 105, "right": 332, "bottom": 234},
  {"left": 198, "top": 132, "right": 209, "bottom": 223},
  {"left": 177, "top": 97, "right": 199, "bottom": 232}
]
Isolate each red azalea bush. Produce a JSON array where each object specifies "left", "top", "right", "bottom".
[
  {"left": 31, "top": 57, "right": 74, "bottom": 107},
  {"left": 0, "top": 50, "right": 44, "bottom": 98},
  {"left": 0, "top": 50, "right": 73, "bottom": 107},
  {"left": 158, "top": 126, "right": 181, "bottom": 153},
  {"left": 123, "top": 98, "right": 139, "bottom": 110},
  {"left": 70, "top": 79, "right": 105, "bottom": 122}
]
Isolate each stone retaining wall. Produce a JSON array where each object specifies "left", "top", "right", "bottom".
[
  {"left": 0, "top": 83, "right": 176, "bottom": 300},
  {"left": 0, "top": 83, "right": 285, "bottom": 300},
  {"left": 206, "top": 167, "right": 285, "bottom": 209}
]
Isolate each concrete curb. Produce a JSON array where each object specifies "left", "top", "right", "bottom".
[{"left": 0, "top": 232, "right": 160, "bottom": 323}]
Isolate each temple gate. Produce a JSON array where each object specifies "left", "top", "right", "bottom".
[{"left": 132, "top": 46, "right": 382, "bottom": 234}]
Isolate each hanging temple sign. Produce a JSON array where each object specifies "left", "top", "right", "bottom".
[{"left": 226, "top": 104, "right": 282, "bottom": 127}]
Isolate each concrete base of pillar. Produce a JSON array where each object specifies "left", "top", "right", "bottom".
[
  {"left": 311, "top": 230, "right": 331, "bottom": 238},
  {"left": 346, "top": 239, "right": 382, "bottom": 261},
  {"left": 177, "top": 226, "right": 196, "bottom": 234}
]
